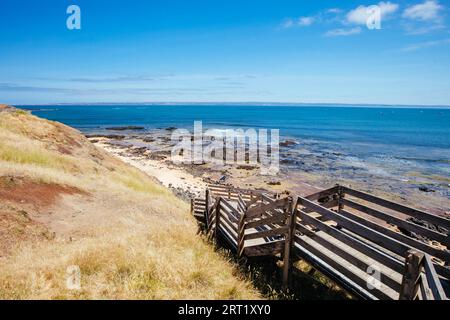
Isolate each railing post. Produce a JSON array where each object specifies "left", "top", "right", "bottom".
[
  {"left": 214, "top": 197, "right": 221, "bottom": 245},
  {"left": 236, "top": 193, "right": 248, "bottom": 257},
  {"left": 205, "top": 189, "right": 210, "bottom": 218},
  {"left": 337, "top": 184, "right": 344, "bottom": 212},
  {"left": 399, "top": 249, "right": 424, "bottom": 300},
  {"left": 238, "top": 215, "right": 246, "bottom": 257},
  {"left": 282, "top": 196, "right": 296, "bottom": 289},
  {"left": 204, "top": 189, "right": 210, "bottom": 230}
]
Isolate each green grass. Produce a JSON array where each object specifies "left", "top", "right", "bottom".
[
  {"left": 0, "top": 141, "right": 71, "bottom": 170},
  {"left": 14, "top": 110, "right": 28, "bottom": 116},
  {"left": 113, "top": 168, "right": 168, "bottom": 195}
]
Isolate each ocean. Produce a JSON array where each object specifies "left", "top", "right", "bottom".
[{"left": 20, "top": 104, "right": 450, "bottom": 194}]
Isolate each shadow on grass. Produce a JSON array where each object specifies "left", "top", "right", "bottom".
[{"left": 214, "top": 236, "right": 353, "bottom": 300}]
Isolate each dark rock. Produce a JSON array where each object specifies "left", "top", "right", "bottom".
[
  {"left": 142, "top": 137, "right": 155, "bottom": 143},
  {"left": 85, "top": 134, "right": 126, "bottom": 140},
  {"left": 165, "top": 127, "right": 177, "bottom": 131},
  {"left": 158, "top": 136, "right": 171, "bottom": 143},
  {"left": 105, "top": 126, "right": 145, "bottom": 131},
  {"left": 267, "top": 181, "right": 281, "bottom": 186},
  {"left": 236, "top": 165, "right": 257, "bottom": 170},
  {"left": 280, "top": 139, "right": 298, "bottom": 147},
  {"left": 148, "top": 150, "right": 171, "bottom": 160},
  {"left": 129, "top": 147, "right": 148, "bottom": 156},
  {"left": 419, "top": 186, "right": 435, "bottom": 193}
]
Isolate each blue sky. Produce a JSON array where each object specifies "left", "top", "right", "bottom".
[{"left": 0, "top": 0, "right": 450, "bottom": 105}]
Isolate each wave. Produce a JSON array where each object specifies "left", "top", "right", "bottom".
[{"left": 392, "top": 156, "right": 450, "bottom": 164}]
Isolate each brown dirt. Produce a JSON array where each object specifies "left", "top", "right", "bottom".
[
  {"left": 0, "top": 209, "right": 53, "bottom": 256},
  {"left": 0, "top": 175, "right": 90, "bottom": 255},
  {"left": 0, "top": 176, "right": 87, "bottom": 209}
]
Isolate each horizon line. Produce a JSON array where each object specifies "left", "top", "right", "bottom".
[{"left": 13, "top": 101, "right": 450, "bottom": 109}]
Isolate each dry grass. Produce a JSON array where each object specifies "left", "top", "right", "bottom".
[
  {"left": 0, "top": 107, "right": 260, "bottom": 300},
  {"left": 0, "top": 212, "right": 258, "bottom": 299}
]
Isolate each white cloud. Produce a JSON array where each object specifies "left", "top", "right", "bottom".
[
  {"left": 347, "top": 2, "right": 399, "bottom": 25},
  {"left": 298, "top": 16, "right": 315, "bottom": 26},
  {"left": 403, "top": 0, "right": 443, "bottom": 21},
  {"left": 401, "top": 38, "right": 450, "bottom": 51},
  {"left": 281, "top": 19, "right": 295, "bottom": 29},
  {"left": 281, "top": 16, "right": 315, "bottom": 28},
  {"left": 403, "top": 22, "right": 445, "bottom": 35},
  {"left": 327, "top": 8, "right": 343, "bottom": 14},
  {"left": 325, "top": 27, "right": 362, "bottom": 37}
]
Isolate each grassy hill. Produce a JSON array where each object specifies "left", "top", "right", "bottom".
[{"left": 0, "top": 105, "right": 259, "bottom": 299}]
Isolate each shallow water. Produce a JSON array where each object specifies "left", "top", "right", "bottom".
[{"left": 21, "top": 104, "right": 450, "bottom": 196}]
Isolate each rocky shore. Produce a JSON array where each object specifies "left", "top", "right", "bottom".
[{"left": 86, "top": 128, "right": 450, "bottom": 217}]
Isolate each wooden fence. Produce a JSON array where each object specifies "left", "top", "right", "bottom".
[{"left": 192, "top": 184, "right": 449, "bottom": 300}]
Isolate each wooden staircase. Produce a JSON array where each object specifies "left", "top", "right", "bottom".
[
  {"left": 191, "top": 197, "right": 206, "bottom": 220},
  {"left": 190, "top": 184, "right": 449, "bottom": 300}
]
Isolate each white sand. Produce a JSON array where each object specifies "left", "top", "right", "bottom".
[{"left": 94, "top": 140, "right": 207, "bottom": 197}]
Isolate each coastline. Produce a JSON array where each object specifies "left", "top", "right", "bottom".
[
  {"left": 93, "top": 137, "right": 207, "bottom": 200},
  {"left": 88, "top": 132, "right": 450, "bottom": 217}
]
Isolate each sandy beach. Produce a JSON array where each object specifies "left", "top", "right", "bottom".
[
  {"left": 89, "top": 131, "right": 450, "bottom": 217},
  {"left": 94, "top": 138, "right": 208, "bottom": 199}
]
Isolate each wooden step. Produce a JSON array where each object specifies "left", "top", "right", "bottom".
[{"left": 295, "top": 234, "right": 399, "bottom": 300}]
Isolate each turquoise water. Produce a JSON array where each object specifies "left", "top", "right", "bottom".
[{"left": 20, "top": 104, "right": 450, "bottom": 181}]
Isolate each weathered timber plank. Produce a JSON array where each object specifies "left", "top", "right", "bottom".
[
  {"left": 434, "top": 264, "right": 450, "bottom": 279},
  {"left": 245, "top": 198, "right": 289, "bottom": 220},
  {"left": 342, "top": 198, "right": 448, "bottom": 246},
  {"left": 423, "top": 254, "right": 447, "bottom": 300},
  {"left": 297, "top": 211, "right": 404, "bottom": 273},
  {"left": 219, "top": 216, "right": 238, "bottom": 238},
  {"left": 296, "top": 223, "right": 402, "bottom": 292},
  {"left": 208, "top": 184, "right": 270, "bottom": 195},
  {"left": 283, "top": 199, "right": 296, "bottom": 287},
  {"left": 237, "top": 194, "right": 247, "bottom": 212},
  {"left": 245, "top": 211, "right": 287, "bottom": 229},
  {"left": 342, "top": 187, "right": 450, "bottom": 230},
  {"left": 295, "top": 234, "right": 398, "bottom": 300},
  {"left": 244, "top": 226, "right": 289, "bottom": 241},
  {"left": 244, "top": 240, "right": 285, "bottom": 257},
  {"left": 302, "top": 198, "right": 339, "bottom": 213},
  {"left": 399, "top": 250, "right": 423, "bottom": 300},
  {"left": 298, "top": 197, "right": 413, "bottom": 259},
  {"left": 218, "top": 209, "right": 239, "bottom": 233},
  {"left": 261, "top": 193, "right": 277, "bottom": 203},
  {"left": 340, "top": 209, "right": 450, "bottom": 262},
  {"left": 219, "top": 202, "right": 239, "bottom": 223},
  {"left": 209, "top": 192, "right": 252, "bottom": 200},
  {"left": 305, "top": 185, "right": 340, "bottom": 201},
  {"left": 217, "top": 227, "right": 238, "bottom": 251},
  {"left": 293, "top": 243, "right": 379, "bottom": 300},
  {"left": 419, "top": 273, "right": 434, "bottom": 300}
]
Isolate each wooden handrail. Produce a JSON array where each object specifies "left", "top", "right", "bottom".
[
  {"left": 245, "top": 198, "right": 289, "bottom": 220},
  {"left": 399, "top": 250, "right": 446, "bottom": 300},
  {"left": 196, "top": 185, "right": 448, "bottom": 299},
  {"left": 423, "top": 254, "right": 447, "bottom": 300},
  {"left": 341, "top": 198, "right": 448, "bottom": 246},
  {"left": 341, "top": 186, "right": 450, "bottom": 230}
]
